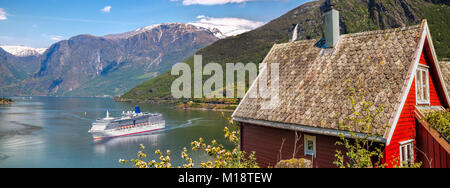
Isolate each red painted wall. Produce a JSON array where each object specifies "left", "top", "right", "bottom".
[
  {"left": 384, "top": 78, "right": 417, "bottom": 167},
  {"left": 240, "top": 122, "right": 344, "bottom": 168},
  {"left": 384, "top": 49, "right": 447, "bottom": 167},
  {"left": 415, "top": 120, "right": 450, "bottom": 168},
  {"left": 419, "top": 49, "right": 443, "bottom": 106}
]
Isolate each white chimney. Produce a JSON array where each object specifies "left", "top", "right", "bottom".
[{"left": 324, "top": 1, "right": 339, "bottom": 48}]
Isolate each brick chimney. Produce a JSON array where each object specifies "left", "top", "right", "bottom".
[{"left": 324, "top": 0, "right": 339, "bottom": 48}]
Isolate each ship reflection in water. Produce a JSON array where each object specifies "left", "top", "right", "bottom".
[{"left": 93, "top": 131, "right": 163, "bottom": 154}]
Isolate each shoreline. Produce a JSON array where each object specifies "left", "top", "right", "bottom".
[
  {"left": 0, "top": 98, "right": 14, "bottom": 105},
  {"left": 0, "top": 101, "right": 15, "bottom": 105},
  {"left": 114, "top": 97, "right": 180, "bottom": 104},
  {"left": 174, "top": 102, "right": 237, "bottom": 112},
  {"left": 116, "top": 98, "right": 238, "bottom": 112},
  {"left": 173, "top": 106, "right": 235, "bottom": 112}
]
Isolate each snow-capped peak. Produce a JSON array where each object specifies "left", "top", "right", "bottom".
[
  {"left": 188, "top": 23, "right": 227, "bottom": 39},
  {"left": 206, "top": 27, "right": 226, "bottom": 39},
  {"left": 0, "top": 45, "right": 47, "bottom": 57},
  {"left": 103, "top": 24, "right": 164, "bottom": 39},
  {"left": 104, "top": 23, "right": 220, "bottom": 40},
  {"left": 134, "top": 24, "right": 161, "bottom": 32}
]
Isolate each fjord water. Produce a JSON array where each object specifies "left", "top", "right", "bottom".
[{"left": 0, "top": 97, "right": 231, "bottom": 168}]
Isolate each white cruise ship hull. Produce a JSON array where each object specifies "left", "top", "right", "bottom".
[{"left": 90, "top": 122, "right": 165, "bottom": 140}]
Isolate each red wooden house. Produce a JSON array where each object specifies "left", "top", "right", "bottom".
[{"left": 232, "top": 5, "right": 449, "bottom": 168}]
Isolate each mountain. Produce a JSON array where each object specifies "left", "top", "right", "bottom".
[
  {"left": 0, "top": 45, "right": 47, "bottom": 57},
  {"left": 0, "top": 46, "right": 47, "bottom": 94},
  {"left": 0, "top": 45, "right": 45, "bottom": 81},
  {"left": 0, "top": 48, "right": 23, "bottom": 85},
  {"left": 120, "top": 0, "right": 450, "bottom": 102},
  {"left": 1, "top": 23, "right": 219, "bottom": 96}
]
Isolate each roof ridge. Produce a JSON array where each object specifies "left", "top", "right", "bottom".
[
  {"left": 341, "top": 22, "right": 423, "bottom": 38},
  {"left": 282, "top": 20, "right": 425, "bottom": 46},
  {"left": 275, "top": 39, "right": 319, "bottom": 48}
]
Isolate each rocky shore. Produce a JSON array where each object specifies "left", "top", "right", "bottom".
[{"left": 0, "top": 98, "right": 14, "bottom": 105}]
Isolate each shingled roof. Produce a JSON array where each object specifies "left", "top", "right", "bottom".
[
  {"left": 439, "top": 61, "right": 450, "bottom": 94},
  {"left": 232, "top": 20, "right": 448, "bottom": 142}
]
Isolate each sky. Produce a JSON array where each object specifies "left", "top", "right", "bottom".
[{"left": 0, "top": 0, "right": 312, "bottom": 48}]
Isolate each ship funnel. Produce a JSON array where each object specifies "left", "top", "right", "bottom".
[{"left": 135, "top": 106, "right": 141, "bottom": 114}]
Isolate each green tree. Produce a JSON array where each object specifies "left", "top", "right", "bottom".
[
  {"left": 334, "top": 80, "right": 421, "bottom": 168},
  {"left": 333, "top": 80, "right": 387, "bottom": 168},
  {"left": 424, "top": 109, "right": 450, "bottom": 141}
]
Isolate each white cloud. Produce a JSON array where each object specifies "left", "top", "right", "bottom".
[
  {"left": 50, "top": 35, "right": 64, "bottom": 41},
  {"left": 41, "top": 34, "right": 65, "bottom": 42},
  {"left": 189, "top": 15, "right": 264, "bottom": 37},
  {"left": 181, "top": 0, "right": 257, "bottom": 5},
  {"left": 101, "top": 6, "right": 112, "bottom": 13},
  {"left": 0, "top": 8, "right": 7, "bottom": 20}
]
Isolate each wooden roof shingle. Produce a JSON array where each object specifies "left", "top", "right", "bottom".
[{"left": 439, "top": 61, "right": 450, "bottom": 94}]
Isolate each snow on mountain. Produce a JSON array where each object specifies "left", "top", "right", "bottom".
[
  {"left": 189, "top": 16, "right": 264, "bottom": 39},
  {"left": 104, "top": 23, "right": 226, "bottom": 40},
  {"left": 190, "top": 25, "right": 227, "bottom": 39},
  {"left": 0, "top": 45, "right": 47, "bottom": 57},
  {"left": 189, "top": 22, "right": 254, "bottom": 39},
  {"left": 103, "top": 24, "right": 161, "bottom": 39},
  {"left": 134, "top": 24, "right": 162, "bottom": 33}
]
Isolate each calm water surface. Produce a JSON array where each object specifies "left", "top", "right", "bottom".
[{"left": 0, "top": 97, "right": 231, "bottom": 168}]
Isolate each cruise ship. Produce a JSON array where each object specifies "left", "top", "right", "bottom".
[{"left": 88, "top": 106, "right": 165, "bottom": 140}]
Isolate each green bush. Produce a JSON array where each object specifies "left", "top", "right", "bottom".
[
  {"left": 425, "top": 109, "right": 450, "bottom": 142},
  {"left": 0, "top": 97, "right": 13, "bottom": 103}
]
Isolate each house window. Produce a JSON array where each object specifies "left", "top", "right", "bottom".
[
  {"left": 399, "top": 140, "right": 414, "bottom": 166},
  {"left": 416, "top": 66, "right": 430, "bottom": 104},
  {"left": 304, "top": 135, "right": 316, "bottom": 156}
]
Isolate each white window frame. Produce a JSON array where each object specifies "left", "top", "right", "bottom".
[
  {"left": 304, "top": 135, "right": 316, "bottom": 156},
  {"left": 415, "top": 65, "right": 430, "bottom": 105},
  {"left": 399, "top": 139, "right": 414, "bottom": 167}
]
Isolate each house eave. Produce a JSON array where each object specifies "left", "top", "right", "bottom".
[{"left": 233, "top": 117, "right": 387, "bottom": 143}]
